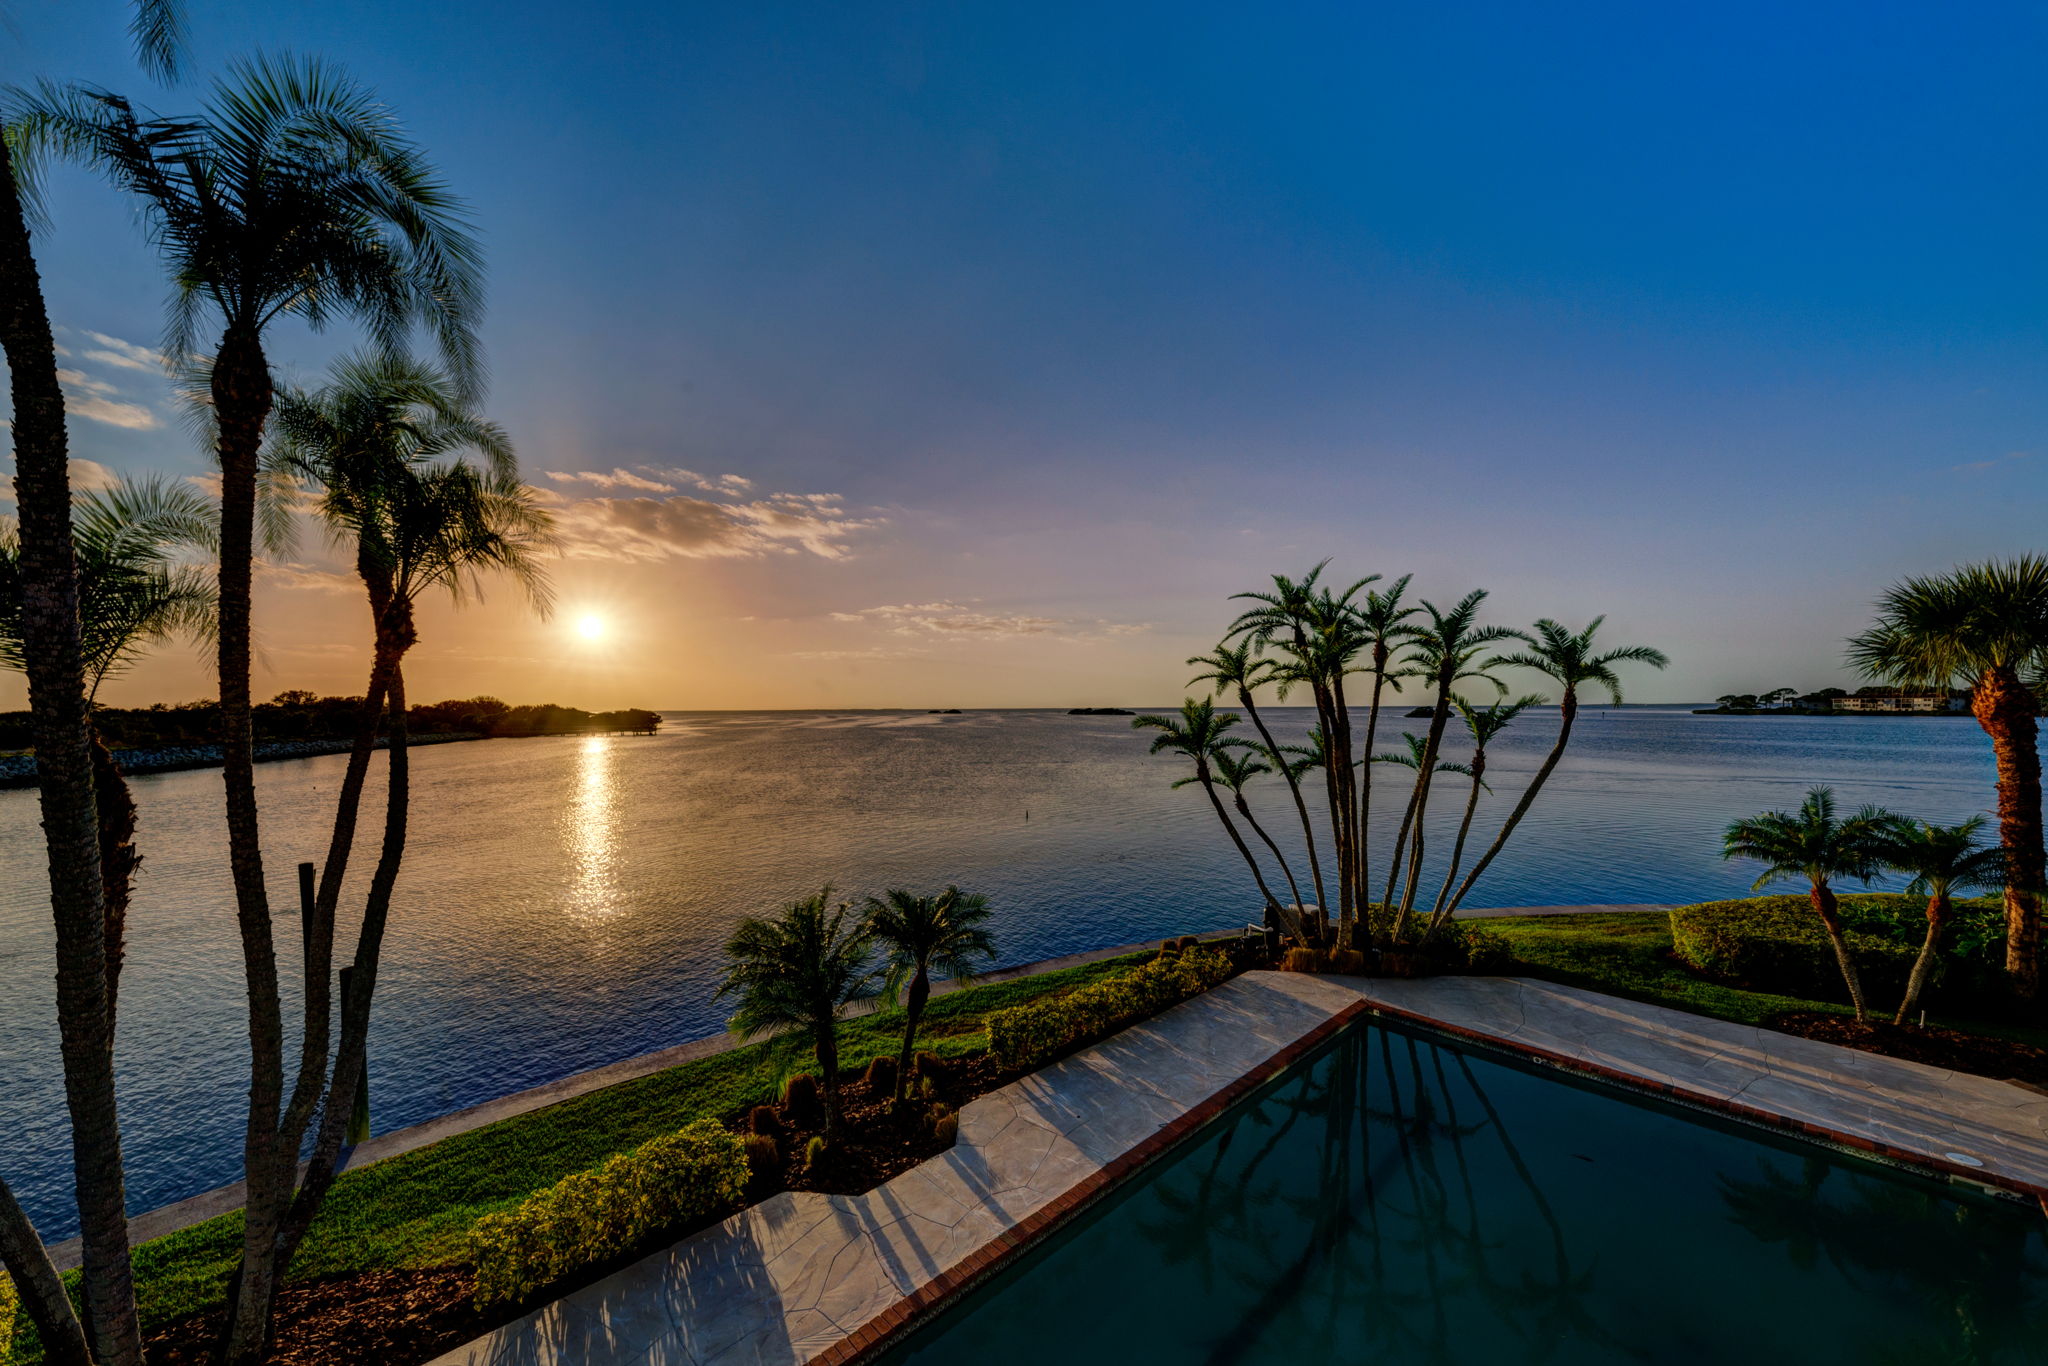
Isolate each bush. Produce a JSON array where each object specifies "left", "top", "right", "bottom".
[
  {"left": 1278, "top": 946, "right": 1321, "bottom": 973},
  {"left": 781, "top": 1073, "right": 824, "bottom": 1130},
  {"left": 741, "top": 1132, "right": 781, "bottom": 1185},
  {"left": 928, "top": 1103, "right": 958, "bottom": 1147},
  {"left": 468, "top": 1120, "right": 746, "bottom": 1307},
  {"left": 0, "top": 1271, "right": 16, "bottom": 1365},
  {"left": 803, "top": 1135, "right": 828, "bottom": 1169},
  {"left": 746, "top": 1104, "right": 783, "bottom": 1138},
  {"left": 987, "top": 947, "right": 1234, "bottom": 1072},
  {"left": 1429, "top": 921, "right": 1512, "bottom": 973},
  {"left": 1669, "top": 894, "right": 2004, "bottom": 1008},
  {"left": 864, "top": 1054, "right": 898, "bottom": 1095},
  {"left": 911, "top": 1050, "right": 949, "bottom": 1085}
]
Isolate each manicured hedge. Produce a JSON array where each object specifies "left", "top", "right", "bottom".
[
  {"left": 468, "top": 1119, "right": 747, "bottom": 1307},
  {"left": 1668, "top": 894, "right": 2003, "bottom": 1008},
  {"left": 987, "top": 947, "right": 1234, "bottom": 1071}
]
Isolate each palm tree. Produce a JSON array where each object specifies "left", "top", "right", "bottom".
[
  {"left": 1211, "top": 743, "right": 1307, "bottom": 915},
  {"left": 19, "top": 59, "right": 483, "bottom": 1362},
  {"left": 1384, "top": 591, "right": 1514, "bottom": 929},
  {"left": 1189, "top": 640, "right": 1326, "bottom": 915},
  {"left": 1869, "top": 816, "right": 2005, "bottom": 1027},
  {"left": 265, "top": 358, "right": 552, "bottom": 1279},
  {"left": 1373, "top": 730, "right": 1484, "bottom": 938},
  {"left": 1723, "top": 787, "right": 1897, "bottom": 1024},
  {"left": 1426, "top": 694, "right": 1543, "bottom": 930},
  {"left": 1848, "top": 558, "right": 2048, "bottom": 998},
  {"left": 1134, "top": 700, "right": 1300, "bottom": 941},
  {"left": 862, "top": 887, "right": 996, "bottom": 1102},
  {"left": 0, "top": 476, "right": 215, "bottom": 1020},
  {"left": 718, "top": 891, "right": 878, "bottom": 1136},
  {"left": 1440, "top": 617, "right": 1669, "bottom": 919},
  {"left": 0, "top": 7, "right": 181, "bottom": 1361},
  {"left": 1344, "top": 575, "right": 1421, "bottom": 928}
]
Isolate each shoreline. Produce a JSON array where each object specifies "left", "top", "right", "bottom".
[{"left": 0, "top": 732, "right": 488, "bottom": 790}]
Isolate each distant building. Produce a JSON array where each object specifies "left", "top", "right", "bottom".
[{"left": 1831, "top": 692, "right": 1968, "bottom": 714}]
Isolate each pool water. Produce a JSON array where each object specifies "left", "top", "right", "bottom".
[{"left": 879, "top": 1022, "right": 2048, "bottom": 1365}]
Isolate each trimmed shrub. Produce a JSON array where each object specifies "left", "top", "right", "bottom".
[
  {"left": 746, "top": 1104, "right": 784, "bottom": 1138},
  {"left": 742, "top": 1132, "right": 781, "bottom": 1185},
  {"left": 781, "top": 1073, "right": 824, "bottom": 1130},
  {"left": 1429, "top": 922, "right": 1512, "bottom": 973},
  {"left": 987, "top": 947, "right": 1234, "bottom": 1071},
  {"left": 911, "top": 1050, "right": 950, "bottom": 1085},
  {"left": 803, "top": 1135, "right": 829, "bottom": 1169},
  {"left": 864, "top": 1054, "right": 898, "bottom": 1096},
  {"left": 469, "top": 1119, "right": 747, "bottom": 1306},
  {"left": 1669, "top": 894, "right": 2004, "bottom": 1008},
  {"left": 1278, "top": 946, "right": 1321, "bottom": 973},
  {"left": 1326, "top": 948, "right": 1366, "bottom": 975},
  {"left": 928, "top": 1102, "right": 958, "bottom": 1147}
]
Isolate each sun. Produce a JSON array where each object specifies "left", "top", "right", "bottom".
[{"left": 575, "top": 614, "right": 606, "bottom": 641}]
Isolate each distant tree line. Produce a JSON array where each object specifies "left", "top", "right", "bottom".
[{"left": 0, "top": 694, "right": 660, "bottom": 750}]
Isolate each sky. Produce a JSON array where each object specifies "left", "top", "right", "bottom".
[{"left": 2, "top": 0, "right": 2043, "bottom": 709}]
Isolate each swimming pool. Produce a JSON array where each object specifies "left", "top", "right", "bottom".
[{"left": 877, "top": 1020, "right": 2048, "bottom": 1365}]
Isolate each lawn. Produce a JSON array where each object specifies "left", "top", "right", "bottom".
[{"left": 94, "top": 949, "right": 1153, "bottom": 1341}]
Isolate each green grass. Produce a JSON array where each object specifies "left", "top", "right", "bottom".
[{"left": 94, "top": 949, "right": 1151, "bottom": 1339}]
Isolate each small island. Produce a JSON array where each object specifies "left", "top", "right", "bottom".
[
  {"left": 1694, "top": 686, "right": 1969, "bottom": 716},
  {"left": 1067, "top": 706, "right": 1135, "bottom": 715}
]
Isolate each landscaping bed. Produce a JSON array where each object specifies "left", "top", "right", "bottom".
[{"left": 1767, "top": 1011, "right": 2048, "bottom": 1087}]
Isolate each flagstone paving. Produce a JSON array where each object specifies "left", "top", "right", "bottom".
[{"left": 428, "top": 968, "right": 2048, "bottom": 1366}]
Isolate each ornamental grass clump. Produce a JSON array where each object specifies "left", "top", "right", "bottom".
[
  {"left": 987, "top": 947, "right": 1233, "bottom": 1071},
  {"left": 741, "top": 1133, "right": 781, "bottom": 1188},
  {"left": 469, "top": 1120, "right": 747, "bottom": 1307},
  {"left": 864, "top": 1054, "right": 898, "bottom": 1096},
  {"left": 803, "top": 1135, "right": 829, "bottom": 1169},
  {"left": 781, "top": 1074, "right": 825, "bottom": 1130},
  {"left": 928, "top": 1102, "right": 959, "bottom": 1147},
  {"left": 747, "top": 1104, "right": 784, "bottom": 1138}
]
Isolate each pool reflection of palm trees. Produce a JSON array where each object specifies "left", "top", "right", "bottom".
[{"left": 565, "top": 736, "right": 622, "bottom": 922}]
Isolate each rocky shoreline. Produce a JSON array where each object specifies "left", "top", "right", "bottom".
[{"left": 0, "top": 733, "right": 484, "bottom": 789}]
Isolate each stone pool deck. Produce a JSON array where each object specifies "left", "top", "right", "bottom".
[{"left": 426, "top": 968, "right": 2048, "bottom": 1366}]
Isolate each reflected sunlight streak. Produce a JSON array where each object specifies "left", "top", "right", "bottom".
[{"left": 564, "top": 736, "right": 621, "bottom": 923}]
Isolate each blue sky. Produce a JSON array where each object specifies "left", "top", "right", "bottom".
[{"left": 6, "top": 0, "right": 2044, "bottom": 707}]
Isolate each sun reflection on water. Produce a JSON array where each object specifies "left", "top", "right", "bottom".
[{"left": 564, "top": 736, "right": 620, "bottom": 922}]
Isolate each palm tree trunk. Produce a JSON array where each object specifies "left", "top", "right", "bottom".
[
  {"left": 1895, "top": 892, "right": 1948, "bottom": 1027},
  {"left": 1429, "top": 749, "right": 1487, "bottom": 925},
  {"left": 1810, "top": 884, "right": 1869, "bottom": 1025},
  {"left": 1974, "top": 666, "right": 2042, "bottom": 999},
  {"left": 1240, "top": 688, "right": 1325, "bottom": 918},
  {"left": 1353, "top": 661, "right": 1390, "bottom": 942},
  {"left": 894, "top": 966, "right": 929, "bottom": 1104},
  {"left": 816, "top": 1023, "right": 843, "bottom": 1138},
  {"left": 90, "top": 728, "right": 140, "bottom": 1025},
  {"left": 1236, "top": 792, "right": 1306, "bottom": 914},
  {"left": 0, "top": 129, "right": 141, "bottom": 1366},
  {"left": 1397, "top": 673, "right": 1456, "bottom": 921},
  {"left": 1197, "top": 767, "right": 1291, "bottom": 934},
  {"left": 1444, "top": 691, "right": 1579, "bottom": 917},
  {"left": 1379, "top": 769, "right": 1420, "bottom": 939},
  {"left": 1328, "top": 672, "right": 1358, "bottom": 939},
  {"left": 0, "top": 1179, "right": 93, "bottom": 1366}
]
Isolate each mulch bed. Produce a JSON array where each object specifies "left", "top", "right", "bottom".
[{"left": 1767, "top": 1010, "right": 2048, "bottom": 1087}]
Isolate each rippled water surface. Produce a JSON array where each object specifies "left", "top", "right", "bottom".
[{"left": 0, "top": 707, "right": 2003, "bottom": 1236}]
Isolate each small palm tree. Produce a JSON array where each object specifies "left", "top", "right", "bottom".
[
  {"left": 1427, "top": 694, "right": 1543, "bottom": 929},
  {"left": 1723, "top": 787, "right": 1897, "bottom": 1024},
  {"left": 1441, "top": 617, "right": 1669, "bottom": 918},
  {"left": 719, "top": 890, "right": 878, "bottom": 1136},
  {"left": 1869, "top": 817, "right": 2006, "bottom": 1027},
  {"left": 863, "top": 887, "right": 996, "bottom": 1101},
  {"left": 1848, "top": 557, "right": 2048, "bottom": 998},
  {"left": 1372, "top": 731, "right": 1482, "bottom": 939},
  {"left": 1189, "top": 640, "right": 1325, "bottom": 916},
  {"left": 1211, "top": 743, "right": 1307, "bottom": 915}
]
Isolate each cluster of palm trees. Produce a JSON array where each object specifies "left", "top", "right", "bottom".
[
  {"left": 0, "top": 8, "right": 554, "bottom": 1364},
  {"left": 716, "top": 886, "right": 996, "bottom": 1138},
  {"left": 1723, "top": 788, "right": 2004, "bottom": 1027},
  {"left": 1142, "top": 566, "right": 1667, "bottom": 960}
]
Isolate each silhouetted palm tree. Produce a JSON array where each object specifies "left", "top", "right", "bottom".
[
  {"left": 1212, "top": 743, "right": 1307, "bottom": 915},
  {"left": 1427, "top": 694, "right": 1541, "bottom": 928},
  {"left": 1441, "top": 617, "right": 1668, "bottom": 919},
  {"left": 1869, "top": 817, "right": 2005, "bottom": 1026},
  {"left": 0, "top": 6, "right": 182, "bottom": 1358},
  {"left": 1135, "top": 700, "right": 1297, "bottom": 937},
  {"left": 863, "top": 887, "right": 996, "bottom": 1102},
  {"left": 1723, "top": 787, "right": 1897, "bottom": 1024},
  {"left": 17, "top": 57, "right": 484, "bottom": 1362},
  {"left": 1848, "top": 557, "right": 2048, "bottom": 998},
  {"left": 1344, "top": 575, "right": 1422, "bottom": 926},
  {"left": 719, "top": 891, "right": 878, "bottom": 1136},
  {"left": 1190, "top": 640, "right": 1326, "bottom": 916}
]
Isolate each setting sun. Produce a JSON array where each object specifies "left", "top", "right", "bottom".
[{"left": 575, "top": 614, "right": 606, "bottom": 641}]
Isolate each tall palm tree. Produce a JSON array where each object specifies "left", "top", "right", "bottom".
[
  {"left": 1373, "top": 731, "right": 1483, "bottom": 938},
  {"left": 1189, "top": 640, "right": 1326, "bottom": 915},
  {"left": 718, "top": 891, "right": 878, "bottom": 1136},
  {"left": 1211, "top": 743, "right": 1307, "bottom": 916},
  {"left": 1134, "top": 700, "right": 1300, "bottom": 940},
  {"left": 266, "top": 365, "right": 552, "bottom": 1281},
  {"left": 0, "top": 8, "right": 182, "bottom": 1361},
  {"left": 1426, "top": 694, "right": 1542, "bottom": 930},
  {"left": 1848, "top": 557, "right": 2048, "bottom": 998},
  {"left": 862, "top": 887, "right": 996, "bottom": 1102},
  {"left": 1441, "top": 617, "right": 1669, "bottom": 919},
  {"left": 20, "top": 58, "right": 484, "bottom": 1362},
  {"left": 1384, "top": 591, "right": 1514, "bottom": 929},
  {"left": 1344, "top": 575, "right": 1421, "bottom": 927},
  {"left": 1723, "top": 787, "right": 1897, "bottom": 1024},
  {"left": 1869, "top": 816, "right": 2005, "bottom": 1027},
  {"left": 0, "top": 476, "right": 215, "bottom": 1020}
]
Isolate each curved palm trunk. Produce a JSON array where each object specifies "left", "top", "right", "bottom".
[
  {"left": 1810, "top": 883, "right": 1869, "bottom": 1025},
  {"left": 894, "top": 964, "right": 930, "bottom": 1103},
  {"left": 1240, "top": 688, "right": 1326, "bottom": 917},
  {"left": 1328, "top": 672, "right": 1359, "bottom": 939},
  {"left": 90, "top": 729, "right": 140, "bottom": 1025},
  {"left": 0, "top": 131, "right": 141, "bottom": 1366},
  {"left": 1235, "top": 791, "right": 1306, "bottom": 915},
  {"left": 0, "top": 1180, "right": 92, "bottom": 1366},
  {"left": 1379, "top": 767, "right": 1420, "bottom": 939},
  {"left": 1397, "top": 674, "right": 1456, "bottom": 923},
  {"left": 1428, "top": 748, "right": 1488, "bottom": 926},
  {"left": 1196, "top": 765, "right": 1292, "bottom": 936},
  {"left": 1974, "top": 666, "right": 2042, "bottom": 999},
  {"left": 1353, "top": 658, "right": 1391, "bottom": 942},
  {"left": 1895, "top": 891, "right": 1949, "bottom": 1027},
  {"left": 1444, "top": 691, "right": 1579, "bottom": 917},
  {"left": 816, "top": 1020, "right": 844, "bottom": 1138}
]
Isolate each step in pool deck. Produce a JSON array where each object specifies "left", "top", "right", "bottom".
[{"left": 426, "top": 971, "right": 1367, "bottom": 1366}]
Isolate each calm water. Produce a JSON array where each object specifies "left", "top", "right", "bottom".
[
  {"left": 0, "top": 707, "right": 2003, "bottom": 1238},
  {"left": 881, "top": 1020, "right": 2048, "bottom": 1366}
]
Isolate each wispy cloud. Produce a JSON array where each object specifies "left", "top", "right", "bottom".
[
  {"left": 260, "top": 562, "right": 359, "bottom": 594},
  {"left": 1953, "top": 450, "right": 2031, "bottom": 474},
  {"left": 543, "top": 486, "right": 877, "bottom": 562},
  {"left": 55, "top": 359, "right": 161, "bottom": 429},
  {"left": 544, "top": 465, "right": 759, "bottom": 496},
  {"left": 788, "top": 646, "right": 931, "bottom": 661},
  {"left": 831, "top": 602, "right": 1151, "bottom": 641},
  {"left": 79, "top": 331, "right": 164, "bottom": 373},
  {"left": 1, "top": 457, "right": 126, "bottom": 505}
]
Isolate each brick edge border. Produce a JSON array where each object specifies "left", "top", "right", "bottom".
[{"left": 808, "top": 999, "right": 1373, "bottom": 1366}]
